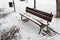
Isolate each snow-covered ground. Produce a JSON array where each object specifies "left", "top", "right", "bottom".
[{"left": 0, "top": 0, "right": 60, "bottom": 40}]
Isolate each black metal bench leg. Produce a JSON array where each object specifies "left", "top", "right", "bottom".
[
  {"left": 38, "top": 27, "right": 43, "bottom": 34},
  {"left": 21, "top": 14, "right": 29, "bottom": 22},
  {"left": 21, "top": 14, "right": 23, "bottom": 20}
]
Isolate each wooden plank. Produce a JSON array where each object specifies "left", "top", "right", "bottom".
[
  {"left": 19, "top": 13, "right": 47, "bottom": 28},
  {"left": 26, "top": 7, "right": 53, "bottom": 18},
  {"left": 26, "top": 8, "right": 52, "bottom": 22}
]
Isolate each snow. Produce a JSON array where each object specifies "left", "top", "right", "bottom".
[{"left": 0, "top": 0, "right": 60, "bottom": 40}]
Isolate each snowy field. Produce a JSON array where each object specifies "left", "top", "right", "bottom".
[{"left": 0, "top": 0, "right": 60, "bottom": 40}]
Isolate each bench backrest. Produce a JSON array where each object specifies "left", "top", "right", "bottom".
[{"left": 26, "top": 7, "right": 53, "bottom": 22}]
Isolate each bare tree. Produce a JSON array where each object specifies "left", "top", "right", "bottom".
[{"left": 1, "top": 26, "right": 20, "bottom": 40}]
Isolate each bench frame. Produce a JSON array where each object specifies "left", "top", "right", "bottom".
[{"left": 20, "top": 13, "right": 48, "bottom": 34}]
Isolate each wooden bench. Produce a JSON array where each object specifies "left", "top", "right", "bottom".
[
  {"left": 19, "top": 7, "right": 60, "bottom": 36},
  {"left": 26, "top": 7, "right": 53, "bottom": 33}
]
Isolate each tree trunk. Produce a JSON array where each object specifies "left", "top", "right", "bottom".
[{"left": 56, "top": 0, "right": 60, "bottom": 17}]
